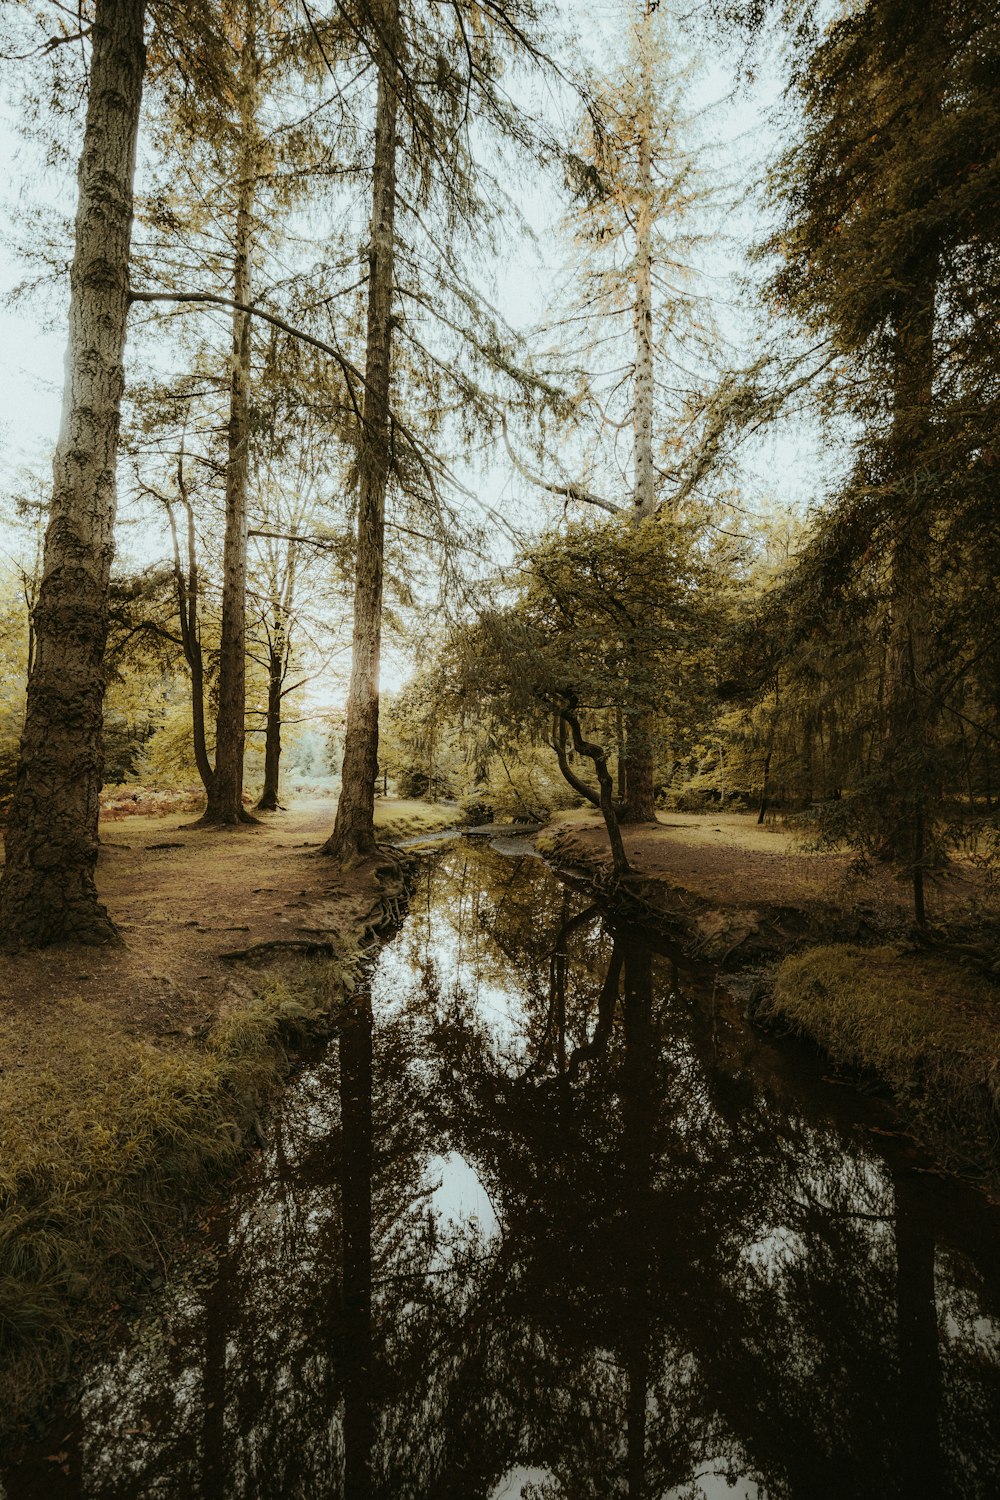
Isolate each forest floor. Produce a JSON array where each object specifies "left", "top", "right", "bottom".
[
  {"left": 538, "top": 806, "right": 998, "bottom": 948},
  {"left": 0, "top": 795, "right": 457, "bottom": 1044},
  {"left": 0, "top": 793, "right": 457, "bottom": 1435}
]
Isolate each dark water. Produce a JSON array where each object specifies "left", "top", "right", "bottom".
[{"left": 5, "top": 843, "right": 1000, "bottom": 1499}]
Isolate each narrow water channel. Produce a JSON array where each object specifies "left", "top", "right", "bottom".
[{"left": 5, "top": 842, "right": 1000, "bottom": 1499}]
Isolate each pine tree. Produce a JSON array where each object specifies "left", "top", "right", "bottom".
[
  {"left": 507, "top": 0, "right": 710, "bottom": 821},
  {"left": 0, "top": 0, "right": 147, "bottom": 947},
  {"left": 320, "top": 0, "right": 566, "bottom": 865},
  {"left": 323, "top": 0, "right": 401, "bottom": 863},
  {"left": 760, "top": 0, "right": 1000, "bottom": 921}
]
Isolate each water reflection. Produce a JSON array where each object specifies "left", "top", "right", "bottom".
[{"left": 5, "top": 844, "right": 1000, "bottom": 1499}]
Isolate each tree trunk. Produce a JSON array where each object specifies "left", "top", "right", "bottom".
[
  {"left": 632, "top": 3, "right": 656, "bottom": 525},
  {"left": 619, "top": 711, "right": 658, "bottom": 824},
  {"left": 323, "top": 0, "right": 399, "bottom": 863},
  {"left": 197, "top": 32, "right": 258, "bottom": 828},
  {"left": 618, "top": 7, "right": 659, "bottom": 825},
  {"left": 255, "top": 632, "right": 285, "bottom": 811},
  {"left": 889, "top": 279, "right": 936, "bottom": 925},
  {"left": 0, "top": 0, "right": 146, "bottom": 948},
  {"left": 559, "top": 700, "right": 631, "bottom": 878},
  {"left": 165, "top": 460, "right": 213, "bottom": 793}
]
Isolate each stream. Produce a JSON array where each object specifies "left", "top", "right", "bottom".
[{"left": 4, "top": 840, "right": 1000, "bottom": 1498}]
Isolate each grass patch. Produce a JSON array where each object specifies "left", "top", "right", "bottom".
[
  {"left": 0, "top": 948, "right": 361, "bottom": 1434},
  {"left": 374, "top": 799, "right": 460, "bottom": 839},
  {"left": 760, "top": 945, "right": 1000, "bottom": 1177}
]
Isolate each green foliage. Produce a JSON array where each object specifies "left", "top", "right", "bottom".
[
  {"left": 722, "top": 0, "right": 1000, "bottom": 907},
  {"left": 448, "top": 514, "right": 726, "bottom": 770}
]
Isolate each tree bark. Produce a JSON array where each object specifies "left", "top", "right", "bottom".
[
  {"left": 889, "top": 276, "right": 936, "bottom": 925},
  {"left": 558, "top": 698, "right": 631, "bottom": 877},
  {"left": 323, "top": 0, "right": 399, "bottom": 863},
  {"left": 618, "top": 7, "right": 660, "bottom": 825},
  {"left": 632, "top": 2, "right": 656, "bottom": 526},
  {"left": 197, "top": 26, "right": 259, "bottom": 828},
  {"left": 0, "top": 0, "right": 146, "bottom": 948},
  {"left": 255, "top": 529, "right": 298, "bottom": 811},
  {"left": 255, "top": 632, "right": 285, "bottom": 811},
  {"left": 165, "top": 456, "right": 213, "bottom": 793},
  {"left": 619, "top": 711, "right": 658, "bottom": 824}
]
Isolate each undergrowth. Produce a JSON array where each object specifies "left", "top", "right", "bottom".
[
  {"left": 760, "top": 945, "right": 1000, "bottom": 1181},
  {"left": 0, "top": 948, "right": 361, "bottom": 1435}
]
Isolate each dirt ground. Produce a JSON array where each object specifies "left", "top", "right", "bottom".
[
  {"left": 544, "top": 807, "right": 997, "bottom": 934},
  {"left": 0, "top": 796, "right": 456, "bottom": 1062}
]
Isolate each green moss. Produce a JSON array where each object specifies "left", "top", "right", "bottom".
[
  {"left": 373, "top": 799, "right": 459, "bottom": 839},
  {"left": 760, "top": 945, "right": 1000, "bottom": 1177},
  {"left": 0, "top": 950, "right": 361, "bottom": 1434}
]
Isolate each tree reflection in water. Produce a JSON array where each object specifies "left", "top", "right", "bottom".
[{"left": 7, "top": 844, "right": 1000, "bottom": 1499}]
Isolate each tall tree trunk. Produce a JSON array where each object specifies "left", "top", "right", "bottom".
[
  {"left": 198, "top": 86, "right": 257, "bottom": 826},
  {"left": 255, "top": 628, "right": 285, "bottom": 811},
  {"left": 165, "top": 460, "right": 213, "bottom": 793},
  {"left": 256, "top": 532, "right": 297, "bottom": 812},
  {"left": 889, "top": 278, "right": 936, "bottom": 925},
  {"left": 620, "top": 712, "right": 658, "bottom": 824},
  {"left": 0, "top": 0, "right": 146, "bottom": 948},
  {"left": 619, "top": 4, "right": 659, "bottom": 825},
  {"left": 323, "top": 0, "right": 399, "bottom": 863},
  {"left": 632, "top": 3, "right": 656, "bottom": 526},
  {"left": 881, "top": 5, "right": 941, "bottom": 924}
]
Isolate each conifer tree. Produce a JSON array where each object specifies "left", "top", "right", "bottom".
[
  {"left": 130, "top": 0, "right": 356, "bottom": 825},
  {"left": 322, "top": 0, "right": 401, "bottom": 862},
  {"left": 507, "top": 0, "right": 709, "bottom": 821},
  {"left": 758, "top": 0, "right": 1000, "bottom": 921},
  {"left": 0, "top": 0, "right": 147, "bottom": 947},
  {"left": 319, "top": 0, "right": 566, "bottom": 865}
]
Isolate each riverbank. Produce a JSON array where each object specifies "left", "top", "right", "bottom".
[
  {"left": 0, "top": 796, "right": 442, "bottom": 1436},
  {"left": 536, "top": 808, "right": 1000, "bottom": 1189}
]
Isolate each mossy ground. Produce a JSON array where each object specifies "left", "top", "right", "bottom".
[
  {"left": 373, "top": 798, "right": 461, "bottom": 839},
  {"left": 0, "top": 955, "right": 362, "bottom": 1435},
  {"left": 759, "top": 946, "right": 1000, "bottom": 1183}
]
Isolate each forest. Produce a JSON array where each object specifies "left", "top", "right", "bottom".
[{"left": 1, "top": 0, "right": 1000, "bottom": 1495}]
